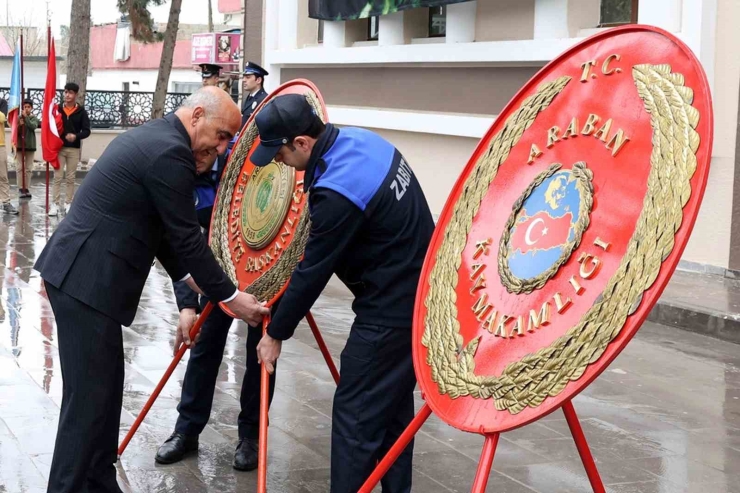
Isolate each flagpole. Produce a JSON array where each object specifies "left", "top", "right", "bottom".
[
  {"left": 46, "top": 25, "right": 51, "bottom": 213},
  {"left": 19, "top": 33, "right": 25, "bottom": 194}
]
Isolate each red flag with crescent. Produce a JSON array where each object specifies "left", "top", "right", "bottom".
[
  {"left": 509, "top": 211, "right": 573, "bottom": 254},
  {"left": 41, "top": 38, "right": 63, "bottom": 170}
]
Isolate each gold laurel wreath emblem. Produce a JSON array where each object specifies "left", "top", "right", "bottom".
[
  {"left": 422, "top": 64, "right": 701, "bottom": 415},
  {"left": 498, "top": 162, "right": 594, "bottom": 295},
  {"left": 210, "top": 91, "right": 326, "bottom": 303}
]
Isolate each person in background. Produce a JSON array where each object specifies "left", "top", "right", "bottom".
[
  {"left": 50, "top": 82, "right": 91, "bottom": 217},
  {"left": 0, "top": 108, "right": 18, "bottom": 214},
  {"left": 200, "top": 63, "right": 224, "bottom": 88},
  {"left": 240, "top": 61, "right": 268, "bottom": 128},
  {"left": 14, "top": 99, "right": 37, "bottom": 200}
]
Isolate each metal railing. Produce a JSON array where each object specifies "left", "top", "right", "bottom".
[{"left": 0, "top": 88, "right": 190, "bottom": 129}]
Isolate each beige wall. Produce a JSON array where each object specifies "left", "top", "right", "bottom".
[
  {"left": 683, "top": 0, "right": 740, "bottom": 269},
  {"left": 475, "top": 0, "right": 534, "bottom": 42},
  {"left": 363, "top": 127, "right": 480, "bottom": 215},
  {"left": 297, "top": 0, "right": 319, "bottom": 47},
  {"left": 567, "top": 0, "right": 600, "bottom": 36},
  {"left": 281, "top": 66, "right": 540, "bottom": 115},
  {"left": 244, "top": 0, "right": 264, "bottom": 65}
]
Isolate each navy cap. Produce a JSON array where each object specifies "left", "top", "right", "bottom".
[
  {"left": 251, "top": 94, "right": 316, "bottom": 167},
  {"left": 243, "top": 61, "right": 268, "bottom": 78},
  {"left": 199, "top": 63, "right": 222, "bottom": 78}
]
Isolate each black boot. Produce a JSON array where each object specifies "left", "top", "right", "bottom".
[
  {"left": 155, "top": 432, "right": 199, "bottom": 464},
  {"left": 233, "top": 438, "right": 258, "bottom": 471}
]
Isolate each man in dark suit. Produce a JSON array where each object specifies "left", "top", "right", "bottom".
[
  {"left": 35, "top": 86, "right": 270, "bottom": 493},
  {"left": 240, "top": 61, "right": 269, "bottom": 128}
]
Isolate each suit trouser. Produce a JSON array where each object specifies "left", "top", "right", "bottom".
[
  {"left": 175, "top": 297, "right": 277, "bottom": 440},
  {"left": 331, "top": 323, "right": 416, "bottom": 493},
  {"left": 45, "top": 281, "right": 124, "bottom": 493}
]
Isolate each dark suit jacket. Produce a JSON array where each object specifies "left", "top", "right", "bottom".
[
  {"left": 240, "top": 87, "right": 268, "bottom": 128},
  {"left": 34, "top": 113, "right": 236, "bottom": 326}
]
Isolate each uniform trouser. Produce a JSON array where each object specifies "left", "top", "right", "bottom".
[
  {"left": 45, "top": 281, "right": 124, "bottom": 493},
  {"left": 53, "top": 147, "right": 80, "bottom": 205},
  {"left": 174, "top": 297, "right": 277, "bottom": 439},
  {"left": 0, "top": 147, "right": 10, "bottom": 203},
  {"left": 331, "top": 323, "right": 416, "bottom": 493},
  {"left": 15, "top": 150, "right": 33, "bottom": 191}
]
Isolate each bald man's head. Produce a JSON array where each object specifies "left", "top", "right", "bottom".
[{"left": 176, "top": 86, "right": 242, "bottom": 173}]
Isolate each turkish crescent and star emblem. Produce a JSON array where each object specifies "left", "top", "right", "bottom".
[{"left": 413, "top": 26, "right": 713, "bottom": 434}]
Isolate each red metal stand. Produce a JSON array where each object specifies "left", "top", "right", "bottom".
[
  {"left": 471, "top": 434, "right": 500, "bottom": 493},
  {"left": 117, "top": 302, "right": 215, "bottom": 457},
  {"left": 358, "top": 404, "right": 433, "bottom": 492},
  {"left": 117, "top": 307, "right": 337, "bottom": 466},
  {"left": 361, "top": 400, "right": 605, "bottom": 493},
  {"left": 562, "top": 400, "right": 606, "bottom": 493},
  {"left": 257, "top": 312, "right": 271, "bottom": 493},
  {"left": 305, "top": 311, "right": 340, "bottom": 384}
]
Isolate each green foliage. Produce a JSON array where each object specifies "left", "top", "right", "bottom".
[{"left": 117, "top": 0, "right": 167, "bottom": 43}]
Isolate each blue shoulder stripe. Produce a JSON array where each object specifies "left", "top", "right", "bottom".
[{"left": 314, "top": 128, "right": 395, "bottom": 211}]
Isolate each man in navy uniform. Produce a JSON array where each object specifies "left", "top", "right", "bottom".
[
  {"left": 240, "top": 61, "right": 268, "bottom": 128},
  {"left": 200, "top": 63, "right": 224, "bottom": 87},
  {"left": 253, "top": 94, "right": 434, "bottom": 493},
  {"left": 154, "top": 135, "right": 279, "bottom": 473}
]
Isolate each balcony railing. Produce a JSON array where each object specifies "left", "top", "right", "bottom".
[{"left": 0, "top": 88, "right": 190, "bottom": 129}]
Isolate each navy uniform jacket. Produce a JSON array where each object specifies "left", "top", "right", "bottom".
[
  {"left": 34, "top": 114, "right": 237, "bottom": 327},
  {"left": 241, "top": 87, "right": 268, "bottom": 128},
  {"left": 268, "top": 124, "right": 435, "bottom": 340}
]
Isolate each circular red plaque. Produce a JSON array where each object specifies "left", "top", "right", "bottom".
[
  {"left": 413, "top": 26, "right": 713, "bottom": 434},
  {"left": 209, "top": 80, "right": 328, "bottom": 308}
]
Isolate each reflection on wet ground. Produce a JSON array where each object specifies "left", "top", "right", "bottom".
[{"left": 1, "top": 181, "right": 740, "bottom": 492}]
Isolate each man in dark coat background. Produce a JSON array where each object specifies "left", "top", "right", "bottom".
[{"left": 35, "top": 86, "right": 270, "bottom": 493}]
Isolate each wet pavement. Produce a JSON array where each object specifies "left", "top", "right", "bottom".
[{"left": 2, "top": 180, "right": 740, "bottom": 492}]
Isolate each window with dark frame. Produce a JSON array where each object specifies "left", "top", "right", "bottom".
[
  {"left": 429, "top": 6, "right": 447, "bottom": 37},
  {"left": 367, "top": 15, "right": 379, "bottom": 41},
  {"left": 599, "top": 0, "right": 639, "bottom": 27}
]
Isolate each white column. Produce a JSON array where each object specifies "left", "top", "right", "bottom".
[
  {"left": 638, "top": 0, "right": 683, "bottom": 32},
  {"left": 379, "top": 11, "right": 405, "bottom": 46},
  {"left": 263, "top": 0, "right": 281, "bottom": 93},
  {"left": 323, "top": 20, "right": 347, "bottom": 47},
  {"left": 534, "top": 0, "right": 569, "bottom": 39},
  {"left": 681, "top": 0, "right": 717, "bottom": 91},
  {"left": 446, "top": 0, "right": 476, "bottom": 44},
  {"left": 278, "top": 0, "right": 299, "bottom": 51}
]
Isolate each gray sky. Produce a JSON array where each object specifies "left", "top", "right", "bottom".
[{"left": 3, "top": 0, "right": 229, "bottom": 38}]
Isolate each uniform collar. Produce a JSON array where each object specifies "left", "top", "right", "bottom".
[
  {"left": 165, "top": 113, "right": 192, "bottom": 148},
  {"left": 303, "top": 123, "right": 338, "bottom": 193}
]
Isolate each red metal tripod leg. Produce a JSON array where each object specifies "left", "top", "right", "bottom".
[
  {"left": 118, "top": 302, "right": 215, "bottom": 457},
  {"left": 562, "top": 400, "right": 606, "bottom": 493},
  {"left": 471, "top": 433, "right": 500, "bottom": 493},
  {"left": 305, "top": 311, "right": 340, "bottom": 384},
  {"left": 358, "top": 403, "right": 433, "bottom": 493},
  {"left": 257, "top": 312, "right": 272, "bottom": 493}
]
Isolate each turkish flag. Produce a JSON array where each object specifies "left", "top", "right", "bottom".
[
  {"left": 510, "top": 210, "right": 573, "bottom": 254},
  {"left": 41, "top": 38, "right": 63, "bottom": 170}
]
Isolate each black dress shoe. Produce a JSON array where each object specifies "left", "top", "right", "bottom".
[
  {"left": 233, "top": 438, "right": 258, "bottom": 471},
  {"left": 155, "top": 432, "right": 199, "bottom": 464}
]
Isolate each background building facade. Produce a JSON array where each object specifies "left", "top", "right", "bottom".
[{"left": 252, "top": 0, "right": 739, "bottom": 274}]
